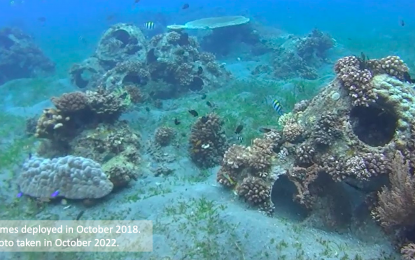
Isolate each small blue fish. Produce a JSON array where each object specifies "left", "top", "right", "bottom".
[
  {"left": 51, "top": 190, "right": 59, "bottom": 198},
  {"left": 144, "top": 22, "right": 155, "bottom": 30},
  {"left": 16, "top": 192, "right": 23, "bottom": 198},
  {"left": 272, "top": 99, "right": 284, "bottom": 115}
]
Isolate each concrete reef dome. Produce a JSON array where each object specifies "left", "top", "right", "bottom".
[{"left": 167, "top": 16, "right": 250, "bottom": 30}]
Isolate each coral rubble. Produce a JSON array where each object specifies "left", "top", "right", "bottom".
[{"left": 0, "top": 27, "right": 55, "bottom": 85}]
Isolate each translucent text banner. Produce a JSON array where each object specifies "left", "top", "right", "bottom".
[{"left": 0, "top": 220, "right": 153, "bottom": 252}]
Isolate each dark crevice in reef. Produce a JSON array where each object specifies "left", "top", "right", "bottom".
[{"left": 350, "top": 103, "right": 398, "bottom": 147}]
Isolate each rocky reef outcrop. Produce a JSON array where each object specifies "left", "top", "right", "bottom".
[{"left": 0, "top": 27, "right": 55, "bottom": 85}]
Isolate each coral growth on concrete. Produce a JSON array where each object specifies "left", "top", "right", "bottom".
[
  {"left": 219, "top": 55, "right": 415, "bottom": 241},
  {"left": 0, "top": 27, "right": 55, "bottom": 85},
  {"left": 70, "top": 26, "right": 231, "bottom": 99},
  {"left": 252, "top": 29, "right": 334, "bottom": 80},
  {"left": 334, "top": 55, "right": 410, "bottom": 107},
  {"left": 217, "top": 130, "right": 281, "bottom": 214},
  {"left": 34, "top": 89, "right": 140, "bottom": 190},
  {"left": 18, "top": 155, "right": 113, "bottom": 199},
  {"left": 35, "top": 89, "right": 129, "bottom": 144},
  {"left": 95, "top": 23, "right": 148, "bottom": 65},
  {"left": 189, "top": 113, "right": 227, "bottom": 168}
]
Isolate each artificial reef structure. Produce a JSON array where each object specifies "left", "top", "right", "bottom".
[
  {"left": 70, "top": 23, "right": 231, "bottom": 99},
  {"left": 217, "top": 55, "right": 415, "bottom": 257},
  {"left": 20, "top": 88, "right": 141, "bottom": 202},
  {"left": 0, "top": 27, "right": 55, "bottom": 85},
  {"left": 252, "top": 29, "right": 334, "bottom": 79}
]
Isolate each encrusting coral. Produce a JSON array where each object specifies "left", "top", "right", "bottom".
[{"left": 189, "top": 113, "right": 227, "bottom": 168}]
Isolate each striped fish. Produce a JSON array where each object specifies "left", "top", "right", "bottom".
[
  {"left": 144, "top": 22, "right": 155, "bottom": 30},
  {"left": 237, "top": 135, "right": 243, "bottom": 143},
  {"left": 272, "top": 99, "right": 283, "bottom": 115}
]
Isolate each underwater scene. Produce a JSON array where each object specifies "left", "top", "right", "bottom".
[{"left": 1, "top": 0, "right": 415, "bottom": 259}]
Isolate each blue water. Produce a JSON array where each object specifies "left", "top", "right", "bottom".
[{"left": 1, "top": 0, "right": 414, "bottom": 259}]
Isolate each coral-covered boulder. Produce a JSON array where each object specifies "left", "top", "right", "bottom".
[{"left": 0, "top": 27, "right": 55, "bottom": 85}]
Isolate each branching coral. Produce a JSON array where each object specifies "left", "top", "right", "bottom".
[
  {"left": 335, "top": 55, "right": 410, "bottom": 107},
  {"left": 311, "top": 113, "right": 341, "bottom": 147},
  {"left": 35, "top": 108, "right": 72, "bottom": 142},
  {"left": 51, "top": 92, "right": 88, "bottom": 113},
  {"left": 154, "top": 126, "right": 175, "bottom": 146},
  {"left": 189, "top": 113, "right": 227, "bottom": 168},
  {"left": 282, "top": 118, "right": 304, "bottom": 143},
  {"left": 86, "top": 87, "right": 128, "bottom": 122},
  {"left": 236, "top": 176, "right": 272, "bottom": 207},
  {"left": 217, "top": 130, "right": 281, "bottom": 214}
]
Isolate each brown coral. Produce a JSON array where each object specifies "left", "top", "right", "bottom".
[
  {"left": 216, "top": 130, "right": 281, "bottom": 213},
  {"left": 51, "top": 92, "right": 88, "bottom": 113},
  {"left": 86, "top": 87, "right": 128, "bottom": 121},
  {"left": 334, "top": 55, "right": 410, "bottom": 107},
  {"left": 368, "top": 56, "right": 410, "bottom": 81},
  {"left": 311, "top": 113, "right": 341, "bottom": 146},
  {"left": 189, "top": 113, "right": 227, "bottom": 168},
  {"left": 35, "top": 108, "right": 73, "bottom": 141},
  {"left": 335, "top": 56, "right": 376, "bottom": 106},
  {"left": 237, "top": 176, "right": 271, "bottom": 207},
  {"left": 283, "top": 118, "right": 304, "bottom": 143},
  {"left": 154, "top": 127, "right": 175, "bottom": 146}
]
